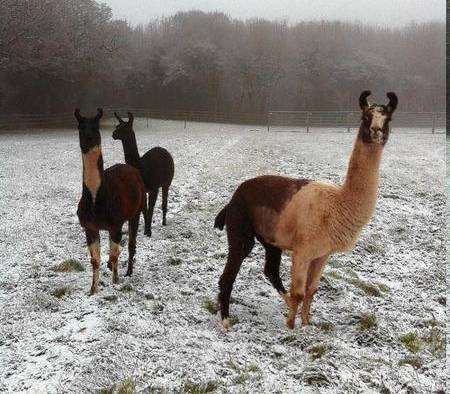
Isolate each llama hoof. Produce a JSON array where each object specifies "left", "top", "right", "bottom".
[
  {"left": 125, "top": 270, "right": 132, "bottom": 277},
  {"left": 162, "top": 220, "right": 167, "bottom": 226},
  {"left": 107, "top": 261, "right": 113, "bottom": 271},
  {"left": 89, "top": 287, "right": 98, "bottom": 296},
  {"left": 286, "top": 318, "right": 295, "bottom": 330},
  {"left": 221, "top": 318, "right": 230, "bottom": 331},
  {"left": 144, "top": 229, "right": 152, "bottom": 237}
]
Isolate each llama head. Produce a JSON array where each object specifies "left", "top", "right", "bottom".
[
  {"left": 359, "top": 91, "right": 398, "bottom": 145},
  {"left": 75, "top": 108, "right": 103, "bottom": 153},
  {"left": 112, "top": 112, "right": 134, "bottom": 141}
]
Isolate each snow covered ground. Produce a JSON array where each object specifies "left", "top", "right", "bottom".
[{"left": 0, "top": 119, "right": 446, "bottom": 393}]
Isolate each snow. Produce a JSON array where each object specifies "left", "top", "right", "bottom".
[{"left": 0, "top": 120, "right": 446, "bottom": 392}]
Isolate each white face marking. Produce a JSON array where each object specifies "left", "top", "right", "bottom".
[
  {"left": 82, "top": 146, "right": 102, "bottom": 204},
  {"left": 88, "top": 240, "right": 100, "bottom": 262},
  {"left": 370, "top": 107, "right": 388, "bottom": 131}
]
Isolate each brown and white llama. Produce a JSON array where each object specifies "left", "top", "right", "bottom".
[
  {"left": 112, "top": 112, "right": 175, "bottom": 237},
  {"left": 75, "top": 108, "right": 145, "bottom": 295},
  {"left": 214, "top": 90, "right": 398, "bottom": 330}
]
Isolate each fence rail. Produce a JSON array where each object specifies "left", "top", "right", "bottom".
[
  {"left": 0, "top": 108, "right": 445, "bottom": 132},
  {"left": 267, "top": 111, "right": 446, "bottom": 132}
]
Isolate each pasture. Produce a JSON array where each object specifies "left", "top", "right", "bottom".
[{"left": 0, "top": 120, "right": 446, "bottom": 392}]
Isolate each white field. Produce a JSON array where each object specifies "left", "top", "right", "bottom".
[{"left": 0, "top": 119, "right": 446, "bottom": 393}]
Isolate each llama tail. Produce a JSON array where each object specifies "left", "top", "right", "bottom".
[{"left": 214, "top": 205, "right": 227, "bottom": 230}]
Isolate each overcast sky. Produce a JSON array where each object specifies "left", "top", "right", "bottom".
[{"left": 101, "top": 0, "right": 445, "bottom": 26}]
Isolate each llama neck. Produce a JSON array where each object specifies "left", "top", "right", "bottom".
[
  {"left": 82, "top": 145, "right": 104, "bottom": 204},
  {"left": 341, "top": 127, "right": 384, "bottom": 220},
  {"left": 121, "top": 133, "right": 141, "bottom": 169}
]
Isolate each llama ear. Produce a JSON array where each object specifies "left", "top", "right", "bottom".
[
  {"left": 359, "top": 90, "right": 371, "bottom": 110},
  {"left": 114, "top": 112, "right": 124, "bottom": 123},
  {"left": 127, "top": 112, "right": 134, "bottom": 125},
  {"left": 74, "top": 108, "right": 83, "bottom": 123},
  {"left": 95, "top": 108, "right": 103, "bottom": 121},
  {"left": 386, "top": 92, "right": 398, "bottom": 113}
]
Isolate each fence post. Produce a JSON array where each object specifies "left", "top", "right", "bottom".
[
  {"left": 146, "top": 112, "right": 149, "bottom": 129},
  {"left": 306, "top": 112, "right": 310, "bottom": 133},
  {"left": 431, "top": 113, "right": 436, "bottom": 134},
  {"left": 184, "top": 117, "right": 187, "bottom": 129},
  {"left": 267, "top": 112, "right": 271, "bottom": 132}
]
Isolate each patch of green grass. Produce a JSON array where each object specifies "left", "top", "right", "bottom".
[
  {"left": 183, "top": 380, "right": 219, "bottom": 393},
  {"left": 422, "top": 328, "right": 445, "bottom": 357},
  {"left": 103, "top": 294, "right": 118, "bottom": 302},
  {"left": 325, "top": 269, "right": 386, "bottom": 297},
  {"left": 343, "top": 267, "right": 358, "bottom": 278},
  {"left": 233, "top": 373, "right": 250, "bottom": 385},
  {"left": 52, "top": 259, "right": 84, "bottom": 272},
  {"left": 97, "top": 389, "right": 113, "bottom": 394},
  {"left": 51, "top": 286, "right": 70, "bottom": 299},
  {"left": 202, "top": 298, "right": 219, "bottom": 315},
  {"left": 168, "top": 257, "right": 182, "bottom": 266},
  {"left": 308, "top": 345, "right": 329, "bottom": 360},
  {"left": 398, "top": 356, "right": 422, "bottom": 369},
  {"left": 120, "top": 284, "right": 133, "bottom": 292},
  {"left": 376, "top": 283, "right": 390, "bottom": 293},
  {"left": 400, "top": 332, "right": 421, "bottom": 353},
  {"left": 315, "top": 321, "right": 334, "bottom": 332},
  {"left": 281, "top": 335, "right": 296, "bottom": 344},
  {"left": 116, "top": 378, "right": 135, "bottom": 394},
  {"left": 326, "top": 270, "right": 344, "bottom": 280},
  {"left": 246, "top": 364, "right": 259, "bottom": 373},
  {"left": 347, "top": 278, "right": 382, "bottom": 297},
  {"left": 97, "top": 378, "right": 135, "bottom": 394},
  {"left": 359, "top": 313, "right": 377, "bottom": 331},
  {"left": 304, "top": 371, "right": 329, "bottom": 386}
]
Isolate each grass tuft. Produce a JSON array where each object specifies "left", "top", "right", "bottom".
[
  {"left": 422, "top": 327, "right": 445, "bottom": 357},
  {"left": 202, "top": 297, "right": 219, "bottom": 315},
  {"left": 398, "top": 356, "right": 422, "bottom": 369},
  {"left": 120, "top": 284, "right": 133, "bottom": 292},
  {"left": 52, "top": 259, "right": 84, "bottom": 272},
  {"left": 51, "top": 286, "right": 70, "bottom": 299},
  {"left": 116, "top": 378, "right": 135, "bottom": 394},
  {"left": 308, "top": 345, "right": 329, "bottom": 360},
  {"left": 347, "top": 278, "right": 382, "bottom": 297},
  {"left": 359, "top": 313, "right": 377, "bottom": 331},
  {"left": 400, "top": 332, "right": 421, "bottom": 353},
  {"left": 315, "top": 321, "right": 334, "bottom": 332},
  {"left": 281, "top": 335, "right": 296, "bottom": 344},
  {"left": 168, "top": 257, "right": 183, "bottom": 266},
  {"left": 183, "top": 380, "right": 219, "bottom": 393}
]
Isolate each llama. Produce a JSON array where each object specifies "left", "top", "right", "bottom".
[
  {"left": 75, "top": 108, "right": 145, "bottom": 294},
  {"left": 214, "top": 91, "right": 398, "bottom": 330},
  {"left": 112, "top": 112, "right": 175, "bottom": 237}
]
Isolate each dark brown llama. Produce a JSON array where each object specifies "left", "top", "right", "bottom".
[
  {"left": 75, "top": 108, "right": 145, "bottom": 295},
  {"left": 214, "top": 91, "right": 398, "bottom": 330},
  {"left": 112, "top": 112, "right": 175, "bottom": 237}
]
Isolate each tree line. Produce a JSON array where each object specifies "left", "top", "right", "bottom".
[{"left": 0, "top": 0, "right": 445, "bottom": 115}]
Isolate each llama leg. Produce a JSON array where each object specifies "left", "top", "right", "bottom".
[
  {"left": 301, "top": 255, "right": 329, "bottom": 326},
  {"left": 162, "top": 185, "right": 169, "bottom": 226},
  {"left": 108, "top": 229, "right": 122, "bottom": 284},
  {"left": 86, "top": 229, "right": 100, "bottom": 295},
  {"left": 145, "top": 188, "right": 159, "bottom": 237},
  {"left": 218, "top": 229, "right": 255, "bottom": 330},
  {"left": 142, "top": 192, "right": 149, "bottom": 236},
  {"left": 286, "top": 250, "right": 310, "bottom": 330},
  {"left": 126, "top": 213, "right": 140, "bottom": 276},
  {"left": 262, "top": 243, "right": 289, "bottom": 306}
]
